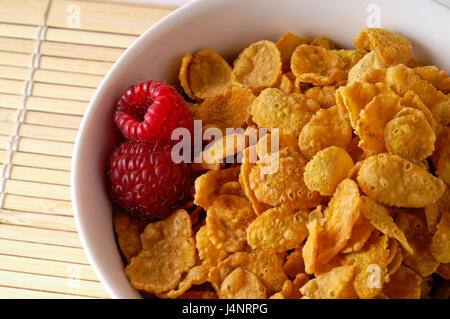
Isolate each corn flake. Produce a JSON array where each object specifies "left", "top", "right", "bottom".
[
  {"left": 385, "top": 107, "right": 436, "bottom": 162},
  {"left": 337, "top": 82, "right": 395, "bottom": 129},
  {"left": 343, "top": 233, "right": 391, "bottom": 299},
  {"left": 385, "top": 64, "right": 450, "bottom": 126},
  {"left": 348, "top": 51, "right": 385, "bottom": 84},
  {"left": 113, "top": 210, "right": 143, "bottom": 263},
  {"left": 357, "top": 153, "right": 445, "bottom": 208},
  {"left": 353, "top": 28, "right": 412, "bottom": 67},
  {"left": 231, "top": 40, "right": 282, "bottom": 92},
  {"left": 276, "top": 32, "right": 311, "bottom": 73},
  {"left": 383, "top": 265, "right": 422, "bottom": 299},
  {"left": 304, "top": 146, "right": 354, "bottom": 196},
  {"left": 436, "top": 263, "right": 450, "bottom": 280},
  {"left": 239, "top": 146, "right": 272, "bottom": 215},
  {"left": 247, "top": 207, "right": 309, "bottom": 252},
  {"left": 400, "top": 90, "right": 438, "bottom": 133},
  {"left": 251, "top": 88, "right": 320, "bottom": 137},
  {"left": 396, "top": 212, "right": 440, "bottom": 277},
  {"left": 414, "top": 65, "right": 450, "bottom": 94},
  {"left": 360, "top": 196, "right": 413, "bottom": 255},
  {"left": 249, "top": 147, "right": 323, "bottom": 210},
  {"left": 425, "top": 187, "right": 449, "bottom": 234},
  {"left": 156, "top": 263, "right": 209, "bottom": 299},
  {"left": 179, "top": 53, "right": 195, "bottom": 99},
  {"left": 304, "top": 86, "right": 337, "bottom": 109},
  {"left": 316, "top": 179, "right": 361, "bottom": 264},
  {"left": 220, "top": 267, "right": 267, "bottom": 299},
  {"left": 283, "top": 247, "right": 305, "bottom": 279},
  {"left": 186, "top": 49, "right": 232, "bottom": 101},
  {"left": 190, "top": 86, "right": 254, "bottom": 134},
  {"left": 125, "top": 210, "right": 196, "bottom": 294},
  {"left": 291, "top": 44, "right": 347, "bottom": 86},
  {"left": 206, "top": 195, "right": 256, "bottom": 252},
  {"left": 300, "top": 265, "right": 357, "bottom": 299},
  {"left": 196, "top": 225, "right": 229, "bottom": 267},
  {"left": 341, "top": 211, "right": 374, "bottom": 254},
  {"left": 299, "top": 105, "right": 353, "bottom": 159},
  {"left": 430, "top": 127, "right": 450, "bottom": 185},
  {"left": 194, "top": 166, "right": 241, "bottom": 210},
  {"left": 194, "top": 132, "right": 247, "bottom": 170},
  {"left": 218, "top": 181, "right": 245, "bottom": 197},
  {"left": 278, "top": 74, "right": 295, "bottom": 94},
  {"left": 431, "top": 211, "right": 450, "bottom": 263},
  {"left": 356, "top": 94, "right": 402, "bottom": 155},
  {"left": 310, "top": 37, "right": 337, "bottom": 50}
]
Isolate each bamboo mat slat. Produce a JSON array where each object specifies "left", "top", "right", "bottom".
[
  {"left": 2, "top": 194, "right": 73, "bottom": 216},
  {"left": 0, "top": 224, "right": 82, "bottom": 246},
  {"left": 0, "top": 238, "right": 90, "bottom": 264},
  {"left": 0, "top": 286, "right": 91, "bottom": 299},
  {"left": 0, "top": 0, "right": 177, "bottom": 298}
]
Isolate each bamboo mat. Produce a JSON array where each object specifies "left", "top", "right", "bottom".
[{"left": 0, "top": 0, "right": 176, "bottom": 298}]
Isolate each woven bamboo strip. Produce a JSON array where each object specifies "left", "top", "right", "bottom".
[
  {"left": 0, "top": 270, "right": 108, "bottom": 298},
  {"left": 4, "top": 180, "right": 71, "bottom": 201},
  {"left": 0, "top": 286, "right": 91, "bottom": 299},
  {"left": 47, "top": 0, "right": 171, "bottom": 35},
  {"left": 0, "top": 37, "right": 35, "bottom": 54},
  {"left": 19, "top": 124, "right": 78, "bottom": 143},
  {"left": 10, "top": 166, "right": 70, "bottom": 186},
  {"left": 0, "top": 136, "right": 74, "bottom": 158},
  {"left": 17, "top": 138, "right": 74, "bottom": 157},
  {"left": 0, "top": 0, "right": 47, "bottom": 26},
  {"left": 0, "top": 109, "right": 16, "bottom": 123},
  {"left": 25, "top": 111, "right": 82, "bottom": 129},
  {"left": 0, "top": 23, "right": 38, "bottom": 40},
  {"left": 0, "top": 51, "right": 31, "bottom": 68},
  {"left": 0, "top": 65, "right": 103, "bottom": 88},
  {"left": 0, "top": 37, "right": 124, "bottom": 62},
  {"left": 26, "top": 96, "right": 87, "bottom": 116},
  {"left": 0, "top": 255, "right": 98, "bottom": 281},
  {"left": 0, "top": 94, "right": 21, "bottom": 110},
  {"left": 0, "top": 22, "right": 134, "bottom": 48},
  {"left": 0, "top": 209, "right": 76, "bottom": 232},
  {"left": 0, "top": 78, "right": 24, "bottom": 95},
  {"left": 46, "top": 27, "right": 136, "bottom": 48},
  {"left": 34, "top": 69, "right": 103, "bottom": 88},
  {"left": 0, "top": 134, "right": 9, "bottom": 148},
  {"left": 0, "top": 224, "right": 80, "bottom": 247},
  {"left": 40, "top": 55, "right": 113, "bottom": 75},
  {"left": 32, "top": 82, "right": 95, "bottom": 102},
  {"left": 0, "top": 238, "right": 89, "bottom": 264},
  {"left": 0, "top": 121, "right": 14, "bottom": 136},
  {"left": 8, "top": 152, "right": 71, "bottom": 171},
  {"left": 40, "top": 41, "right": 124, "bottom": 62},
  {"left": 0, "top": 65, "right": 29, "bottom": 82},
  {"left": 3, "top": 194, "right": 72, "bottom": 216}
]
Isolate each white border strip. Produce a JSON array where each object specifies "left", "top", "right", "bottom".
[{"left": 0, "top": 0, "right": 52, "bottom": 209}]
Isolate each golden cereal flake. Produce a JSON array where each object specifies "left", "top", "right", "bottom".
[{"left": 357, "top": 153, "right": 445, "bottom": 208}]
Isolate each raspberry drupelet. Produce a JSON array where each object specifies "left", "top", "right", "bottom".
[
  {"left": 108, "top": 141, "right": 192, "bottom": 221},
  {"left": 114, "top": 80, "right": 193, "bottom": 144}
]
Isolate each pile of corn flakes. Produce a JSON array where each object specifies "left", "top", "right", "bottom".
[{"left": 114, "top": 28, "right": 450, "bottom": 299}]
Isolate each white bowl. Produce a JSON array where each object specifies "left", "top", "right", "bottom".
[{"left": 71, "top": 0, "right": 450, "bottom": 299}]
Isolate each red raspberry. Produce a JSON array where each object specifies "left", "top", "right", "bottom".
[
  {"left": 108, "top": 141, "right": 192, "bottom": 221},
  {"left": 114, "top": 80, "right": 193, "bottom": 144}
]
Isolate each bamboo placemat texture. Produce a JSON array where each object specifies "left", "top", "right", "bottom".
[{"left": 0, "top": 0, "right": 176, "bottom": 298}]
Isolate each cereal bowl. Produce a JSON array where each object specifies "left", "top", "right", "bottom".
[{"left": 71, "top": 0, "right": 450, "bottom": 299}]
